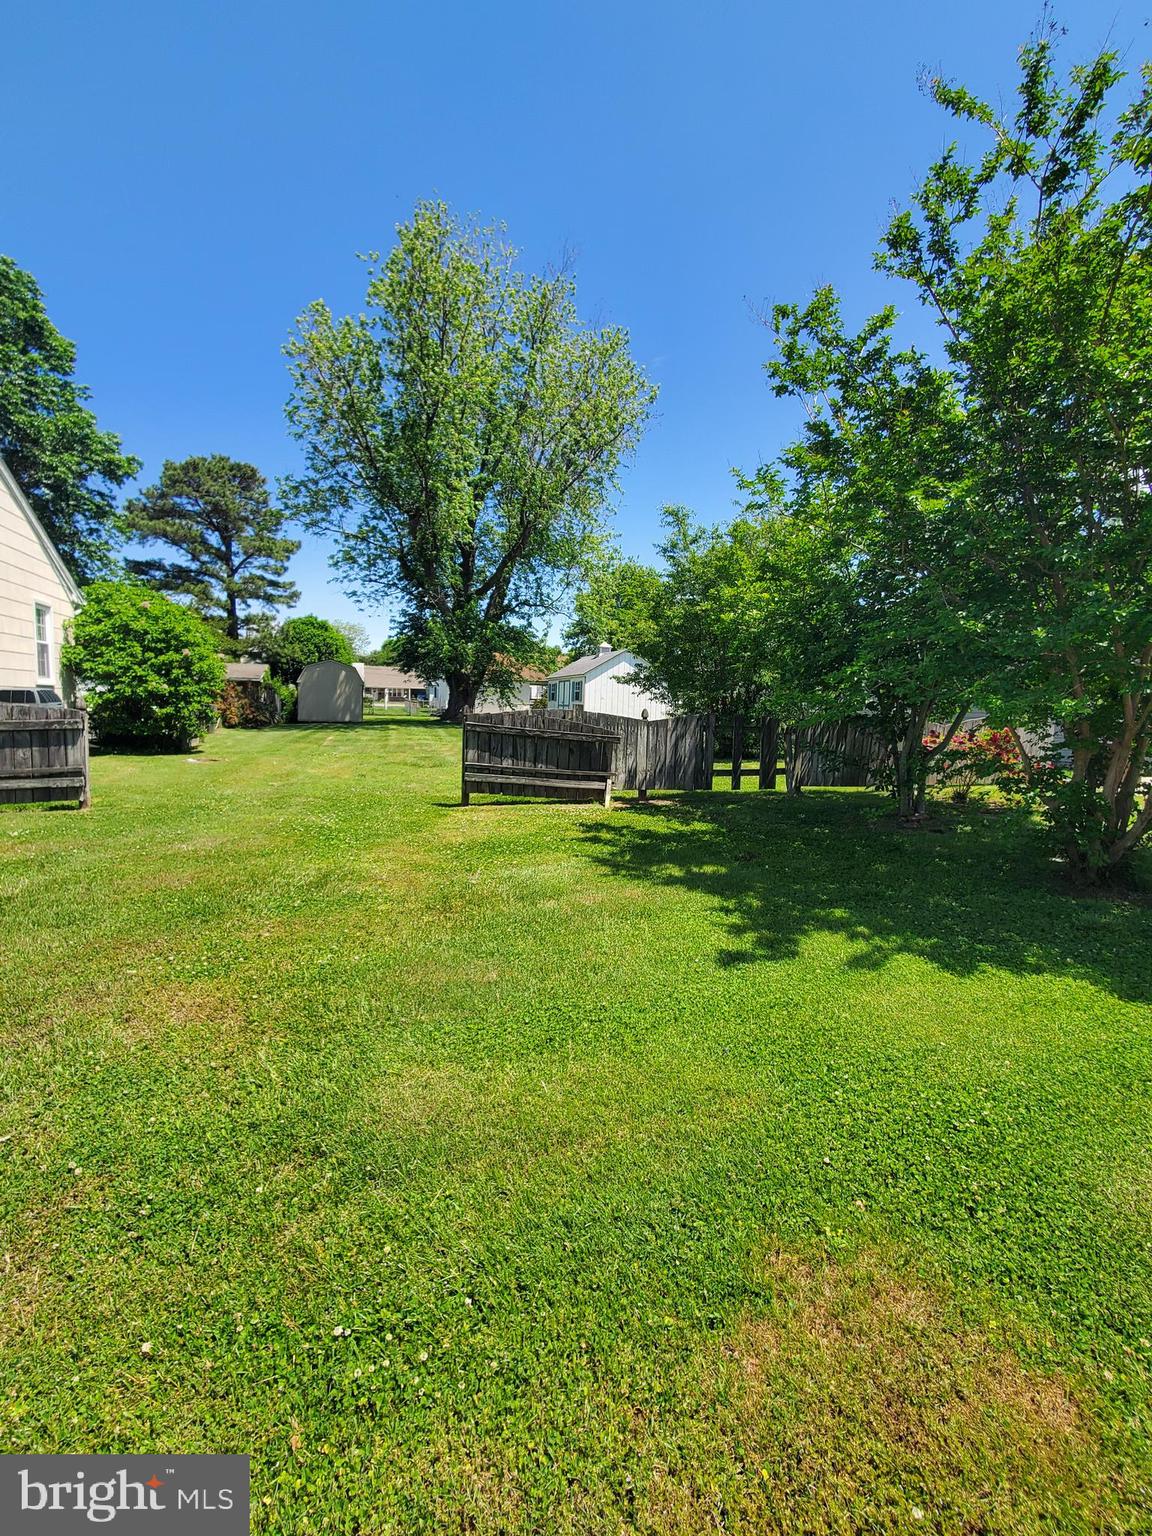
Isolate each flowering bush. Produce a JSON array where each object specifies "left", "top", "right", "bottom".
[
  {"left": 924, "top": 725, "right": 1023, "bottom": 803},
  {"left": 62, "top": 582, "right": 225, "bottom": 749}
]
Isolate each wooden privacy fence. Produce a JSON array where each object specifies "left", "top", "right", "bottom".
[
  {"left": 716, "top": 714, "right": 888, "bottom": 792},
  {"left": 462, "top": 707, "right": 887, "bottom": 803},
  {"left": 462, "top": 716, "right": 620, "bottom": 805},
  {"left": 0, "top": 703, "right": 90, "bottom": 808},
  {"left": 785, "top": 720, "right": 888, "bottom": 789},
  {"left": 467, "top": 709, "right": 713, "bottom": 794}
]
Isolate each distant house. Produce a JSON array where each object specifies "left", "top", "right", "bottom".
[
  {"left": 0, "top": 454, "right": 83, "bottom": 702},
  {"left": 356, "top": 664, "right": 428, "bottom": 705},
  {"left": 546, "top": 644, "right": 669, "bottom": 720},
  {"left": 427, "top": 658, "right": 549, "bottom": 714}
]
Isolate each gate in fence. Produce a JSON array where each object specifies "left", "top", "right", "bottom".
[{"left": 0, "top": 703, "right": 90, "bottom": 808}]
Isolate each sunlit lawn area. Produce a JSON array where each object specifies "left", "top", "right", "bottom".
[{"left": 2, "top": 717, "right": 1151, "bottom": 1533}]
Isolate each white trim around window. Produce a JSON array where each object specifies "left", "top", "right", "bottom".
[{"left": 34, "top": 602, "right": 52, "bottom": 681}]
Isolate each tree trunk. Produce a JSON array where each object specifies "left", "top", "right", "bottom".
[{"left": 442, "top": 674, "right": 479, "bottom": 723}]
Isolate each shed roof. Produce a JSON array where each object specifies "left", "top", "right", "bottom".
[{"left": 549, "top": 648, "right": 631, "bottom": 680}]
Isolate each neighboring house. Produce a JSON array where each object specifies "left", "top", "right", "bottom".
[
  {"left": 546, "top": 644, "right": 669, "bottom": 720},
  {"left": 0, "top": 455, "right": 83, "bottom": 702},
  {"left": 224, "top": 661, "right": 269, "bottom": 684},
  {"left": 427, "top": 658, "right": 549, "bottom": 713},
  {"left": 356, "top": 664, "right": 428, "bottom": 704}
]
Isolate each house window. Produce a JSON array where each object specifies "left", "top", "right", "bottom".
[
  {"left": 34, "top": 604, "right": 51, "bottom": 680},
  {"left": 571, "top": 680, "right": 583, "bottom": 704},
  {"left": 548, "top": 682, "right": 557, "bottom": 702}
]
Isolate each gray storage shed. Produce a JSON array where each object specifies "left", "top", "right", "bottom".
[{"left": 297, "top": 661, "right": 364, "bottom": 723}]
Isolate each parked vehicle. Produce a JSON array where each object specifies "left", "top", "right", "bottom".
[{"left": 0, "top": 686, "right": 63, "bottom": 705}]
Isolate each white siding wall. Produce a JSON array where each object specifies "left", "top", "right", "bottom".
[
  {"left": 583, "top": 657, "right": 669, "bottom": 719},
  {"left": 430, "top": 678, "right": 544, "bottom": 711},
  {"left": 0, "top": 470, "right": 79, "bottom": 695}
]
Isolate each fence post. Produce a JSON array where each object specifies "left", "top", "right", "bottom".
[
  {"left": 78, "top": 709, "right": 91, "bottom": 808},
  {"left": 731, "top": 714, "right": 744, "bottom": 792},
  {"left": 702, "top": 712, "right": 715, "bottom": 790},
  {"left": 758, "top": 716, "right": 778, "bottom": 791},
  {"left": 637, "top": 718, "right": 649, "bottom": 802},
  {"left": 460, "top": 722, "right": 471, "bottom": 805}
]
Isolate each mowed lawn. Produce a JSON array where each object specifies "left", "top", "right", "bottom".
[{"left": 3, "top": 718, "right": 1152, "bottom": 1534}]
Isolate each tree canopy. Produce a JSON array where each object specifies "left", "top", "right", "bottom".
[
  {"left": 0, "top": 255, "right": 138, "bottom": 579},
  {"left": 264, "top": 615, "right": 354, "bottom": 684},
  {"left": 562, "top": 555, "right": 663, "bottom": 658},
  {"left": 125, "top": 455, "right": 300, "bottom": 642},
  {"left": 284, "top": 201, "right": 656, "bottom": 719},
  {"left": 875, "top": 32, "right": 1152, "bottom": 876}
]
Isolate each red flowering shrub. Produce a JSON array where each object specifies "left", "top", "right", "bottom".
[{"left": 924, "top": 726, "right": 1023, "bottom": 803}]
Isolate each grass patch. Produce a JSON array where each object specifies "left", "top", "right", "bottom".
[{"left": 2, "top": 718, "right": 1151, "bottom": 1531}]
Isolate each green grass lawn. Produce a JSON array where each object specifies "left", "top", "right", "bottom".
[{"left": 2, "top": 718, "right": 1151, "bottom": 1533}]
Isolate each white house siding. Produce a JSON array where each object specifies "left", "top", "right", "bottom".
[
  {"left": 0, "top": 459, "right": 81, "bottom": 697},
  {"left": 429, "top": 678, "right": 545, "bottom": 711},
  {"left": 585, "top": 658, "right": 669, "bottom": 719},
  {"left": 547, "top": 654, "right": 669, "bottom": 719}
]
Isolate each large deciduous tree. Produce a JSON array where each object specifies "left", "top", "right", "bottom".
[
  {"left": 631, "top": 505, "right": 786, "bottom": 719},
  {"left": 0, "top": 255, "right": 138, "bottom": 579},
  {"left": 763, "top": 290, "right": 979, "bottom": 819},
  {"left": 283, "top": 201, "right": 656, "bottom": 720},
  {"left": 562, "top": 554, "right": 663, "bottom": 657},
  {"left": 879, "top": 35, "right": 1152, "bottom": 878},
  {"left": 124, "top": 455, "right": 300, "bottom": 642}
]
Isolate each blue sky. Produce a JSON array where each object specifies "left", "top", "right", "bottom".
[{"left": 3, "top": 0, "right": 1144, "bottom": 646}]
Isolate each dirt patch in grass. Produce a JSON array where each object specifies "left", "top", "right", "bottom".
[
  {"left": 394, "top": 1247, "right": 1140, "bottom": 1535},
  {"left": 641, "top": 1247, "right": 1136, "bottom": 1534}
]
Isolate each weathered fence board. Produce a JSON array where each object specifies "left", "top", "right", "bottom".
[
  {"left": 0, "top": 703, "right": 90, "bottom": 808},
  {"left": 465, "top": 709, "right": 713, "bottom": 793},
  {"left": 462, "top": 716, "right": 619, "bottom": 805},
  {"left": 785, "top": 721, "right": 888, "bottom": 789}
]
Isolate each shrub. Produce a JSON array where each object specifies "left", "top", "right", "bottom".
[
  {"left": 216, "top": 681, "right": 283, "bottom": 729},
  {"left": 63, "top": 582, "right": 225, "bottom": 750},
  {"left": 265, "top": 616, "right": 353, "bottom": 683},
  {"left": 923, "top": 726, "right": 1024, "bottom": 803},
  {"left": 269, "top": 678, "right": 296, "bottom": 721}
]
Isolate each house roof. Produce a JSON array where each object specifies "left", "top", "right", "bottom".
[
  {"left": 361, "top": 665, "right": 426, "bottom": 690},
  {"left": 491, "top": 653, "right": 550, "bottom": 682},
  {"left": 224, "top": 662, "right": 267, "bottom": 683},
  {"left": 549, "top": 648, "right": 631, "bottom": 680},
  {"left": 0, "top": 455, "right": 84, "bottom": 607}
]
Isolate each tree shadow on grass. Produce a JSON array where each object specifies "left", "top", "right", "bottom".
[{"left": 576, "top": 790, "right": 1152, "bottom": 1004}]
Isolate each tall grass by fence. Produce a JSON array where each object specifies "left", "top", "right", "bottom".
[{"left": 0, "top": 703, "right": 90, "bottom": 808}]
